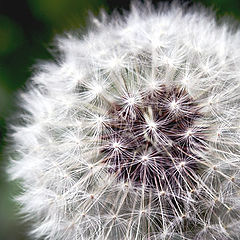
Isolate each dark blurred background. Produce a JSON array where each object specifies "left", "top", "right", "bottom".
[{"left": 0, "top": 0, "right": 240, "bottom": 239}]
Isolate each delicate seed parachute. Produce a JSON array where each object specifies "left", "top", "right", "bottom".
[{"left": 7, "top": 1, "right": 240, "bottom": 240}]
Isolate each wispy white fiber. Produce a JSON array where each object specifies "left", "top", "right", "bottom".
[{"left": 8, "top": 1, "right": 240, "bottom": 239}]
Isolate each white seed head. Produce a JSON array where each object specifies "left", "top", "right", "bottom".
[{"left": 7, "top": 2, "right": 240, "bottom": 240}]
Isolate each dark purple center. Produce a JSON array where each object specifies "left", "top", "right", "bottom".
[{"left": 101, "top": 85, "right": 205, "bottom": 191}]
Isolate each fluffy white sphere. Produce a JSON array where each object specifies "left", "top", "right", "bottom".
[{"left": 8, "top": 2, "right": 240, "bottom": 240}]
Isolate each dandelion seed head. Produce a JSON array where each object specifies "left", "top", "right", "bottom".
[{"left": 7, "top": 1, "right": 240, "bottom": 240}]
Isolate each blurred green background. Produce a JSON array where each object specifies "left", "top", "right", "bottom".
[{"left": 0, "top": 0, "right": 240, "bottom": 239}]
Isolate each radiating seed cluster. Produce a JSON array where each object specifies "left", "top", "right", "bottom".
[
  {"left": 8, "top": 2, "right": 240, "bottom": 240},
  {"left": 102, "top": 84, "right": 203, "bottom": 190}
]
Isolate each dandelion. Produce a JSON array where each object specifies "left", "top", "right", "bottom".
[{"left": 7, "top": 1, "right": 240, "bottom": 239}]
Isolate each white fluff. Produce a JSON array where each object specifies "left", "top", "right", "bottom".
[{"left": 8, "top": 2, "right": 240, "bottom": 239}]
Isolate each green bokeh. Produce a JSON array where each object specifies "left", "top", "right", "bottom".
[
  {"left": 0, "top": 0, "right": 240, "bottom": 239},
  {"left": 197, "top": 0, "right": 240, "bottom": 19},
  {"left": 27, "top": 0, "right": 106, "bottom": 30},
  {"left": 0, "top": 15, "right": 24, "bottom": 56}
]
